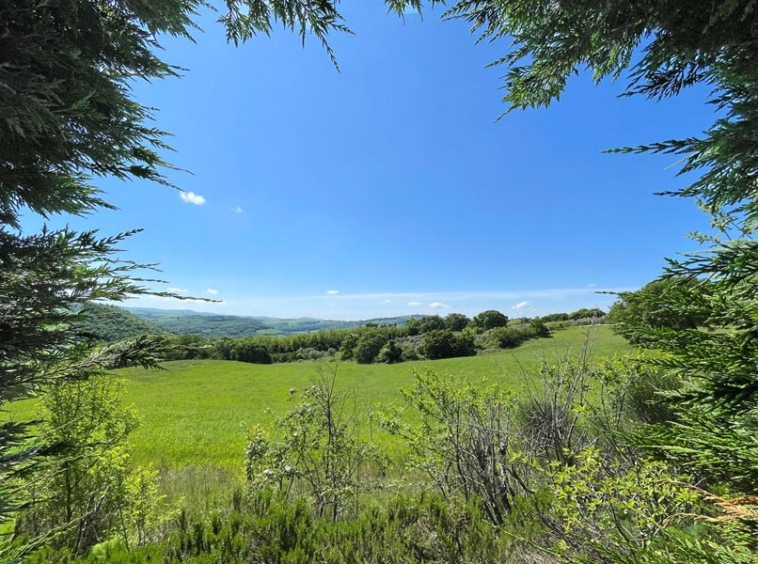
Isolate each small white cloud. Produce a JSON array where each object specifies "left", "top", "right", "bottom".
[
  {"left": 167, "top": 287, "right": 189, "bottom": 293},
  {"left": 587, "top": 283, "right": 598, "bottom": 288},
  {"left": 429, "top": 302, "right": 450, "bottom": 309},
  {"left": 384, "top": 299, "right": 392, "bottom": 304},
  {"left": 232, "top": 206, "right": 243, "bottom": 213},
  {"left": 512, "top": 301, "right": 530, "bottom": 310},
  {"left": 408, "top": 301, "right": 422, "bottom": 307},
  {"left": 180, "top": 191, "right": 206, "bottom": 205},
  {"left": 325, "top": 290, "right": 340, "bottom": 295},
  {"left": 206, "top": 288, "right": 219, "bottom": 295}
]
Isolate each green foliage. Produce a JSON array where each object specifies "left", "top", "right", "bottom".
[
  {"left": 0, "top": 227, "right": 168, "bottom": 536},
  {"left": 245, "top": 366, "right": 381, "bottom": 520},
  {"left": 76, "top": 304, "right": 172, "bottom": 342},
  {"left": 444, "top": 312, "right": 471, "bottom": 332},
  {"left": 351, "top": 330, "right": 390, "bottom": 364},
  {"left": 487, "top": 321, "right": 553, "bottom": 349},
  {"left": 547, "top": 450, "right": 699, "bottom": 562},
  {"left": 215, "top": 338, "right": 272, "bottom": 364},
  {"left": 59, "top": 489, "right": 513, "bottom": 564},
  {"left": 471, "top": 309, "right": 509, "bottom": 331},
  {"left": 338, "top": 332, "right": 359, "bottom": 361},
  {"left": 419, "top": 329, "right": 476, "bottom": 360},
  {"left": 529, "top": 318, "right": 551, "bottom": 338},
  {"left": 488, "top": 326, "right": 533, "bottom": 349},
  {"left": 403, "top": 315, "right": 446, "bottom": 336},
  {"left": 14, "top": 376, "right": 165, "bottom": 558},
  {"left": 568, "top": 308, "right": 606, "bottom": 321},
  {"left": 377, "top": 340, "right": 403, "bottom": 364},
  {"left": 385, "top": 370, "right": 528, "bottom": 526},
  {"left": 608, "top": 278, "right": 710, "bottom": 346}
]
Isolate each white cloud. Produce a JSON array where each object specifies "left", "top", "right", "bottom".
[
  {"left": 232, "top": 206, "right": 243, "bottom": 213},
  {"left": 587, "top": 283, "right": 598, "bottom": 288},
  {"left": 206, "top": 288, "right": 219, "bottom": 295},
  {"left": 384, "top": 299, "right": 392, "bottom": 304},
  {"left": 408, "top": 301, "right": 422, "bottom": 307},
  {"left": 512, "top": 301, "right": 530, "bottom": 310},
  {"left": 179, "top": 191, "right": 206, "bottom": 205},
  {"left": 429, "top": 302, "right": 450, "bottom": 309},
  {"left": 325, "top": 290, "right": 340, "bottom": 295},
  {"left": 167, "top": 287, "right": 189, "bottom": 293}
]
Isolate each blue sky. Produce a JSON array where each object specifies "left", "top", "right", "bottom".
[{"left": 27, "top": 4, "right": 715, "bottom": 320}]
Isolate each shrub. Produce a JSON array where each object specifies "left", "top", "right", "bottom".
[
  {"left": 444, "top": 313, "right": 471, "bottom": 332},
  {"left": 419, "top": 330, "right": 476, "bottom": 360},
  {"left": 377, "top": 340, "right": 403, "bottom": 363},
  {"left": 488, "top": 327, "right": 533, "bottom": 349},
  {"left": 471, "top": 309, "right": 509, "bottom": 331},
  {"left": 245, "top": 366, "right": 381, "bottom": 520},
  {"left": 352, "top": 331, "right": 388, "bottom": 364}
]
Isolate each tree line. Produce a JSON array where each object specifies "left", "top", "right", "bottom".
[{"left": 157, "top": 308, "right": 602, "bottom": 365}]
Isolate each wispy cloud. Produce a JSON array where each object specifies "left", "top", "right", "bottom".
[
  {"left": 206, "top": 288, "right": 219, "bottom": 295},
  {"left": 512, "top": 301, "right": 530, "bottom": 310},
  {"left": 232, "top": 206, "right": 243, "bottom": 213},
  {"left": 408, "top": 301, "right": 422, "bottom": 307},
  {"left": 384, "top": 299, "right": 392, "bottom": 304},
  {"left": 179, "top": 191, "right": 206, "bottom": 205},
  {"left": 325, "top": 290, "right": 340, "bottom": 295},
  {"left": 167, "top": 287, "right": 189, "bottom": 293},
  {"left": 587, "top": 282, "right": 598, "bottom": 288},
  {"left": 429, "top": 302, "right": 450, "bottom": 309}
]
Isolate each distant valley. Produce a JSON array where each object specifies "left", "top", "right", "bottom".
[{"left": 78, "top": 304, "right": 420, "bottom": 341}]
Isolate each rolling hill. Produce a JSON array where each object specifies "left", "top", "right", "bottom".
[
  {"left": 127, "top": 307, "right": 419, "bottom": 337},
  {"left": 76, "top": 304, "right": 171, "bottom": 341}
]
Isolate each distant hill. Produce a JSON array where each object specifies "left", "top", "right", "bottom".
[
  {"left": 126, "top": 307, "right": 419, "bottom": 337},
  {"left": 76, "top": 304, "right": 172, "bottom": 341},
  {"left": 126, "top": 309, "right": 271, "bottom": 338},
  {"left": 259, "top": 315, "right": 418, "bottom": 333}
]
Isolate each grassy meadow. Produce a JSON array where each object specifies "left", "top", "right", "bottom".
[{"left": 7, "top": 325, "right": 628, "bottom": 507}]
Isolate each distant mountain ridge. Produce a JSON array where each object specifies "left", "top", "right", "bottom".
[{"left": 125, "top": 307, "right": 418, "bottom": 338}]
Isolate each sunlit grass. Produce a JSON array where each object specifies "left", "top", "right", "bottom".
[{"left": 6, "top": 325, "right": 627, "bottom": 504}]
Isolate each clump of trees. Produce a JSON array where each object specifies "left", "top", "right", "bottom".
[{"left": 153, "top": 307, "right": 566, "bottom": 365}]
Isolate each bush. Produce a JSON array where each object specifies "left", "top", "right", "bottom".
[
  {"left": 471, "top": 310, "right": 509, "bottom": 331},
  {"left": 338, "top": 333, "right": 359, "bottom": 360},
  {"left": 488, "top": 327, "right": 533, "bottom": 349},
  {"left": 529, "top": 318, "right": 551, "bottom": 338},
  {"left": 352, "top": 331, "right": 388, "bottom": 364},
  {"left": 377, "top": 340, "right": 403, "bottom": 363},
  {"left": 419, "top": 330, "right": 476, "bottom": 360},
  {"left": 444, "top": 313, "right": 471, "bottom": 332}
]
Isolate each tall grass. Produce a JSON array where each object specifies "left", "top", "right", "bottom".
[{"left": 5, "top": 326, "right": 627, "bottom": 506}]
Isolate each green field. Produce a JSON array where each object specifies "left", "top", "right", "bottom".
[{"left": 7, "top": 326, "right": 627, "bottom": 505}]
